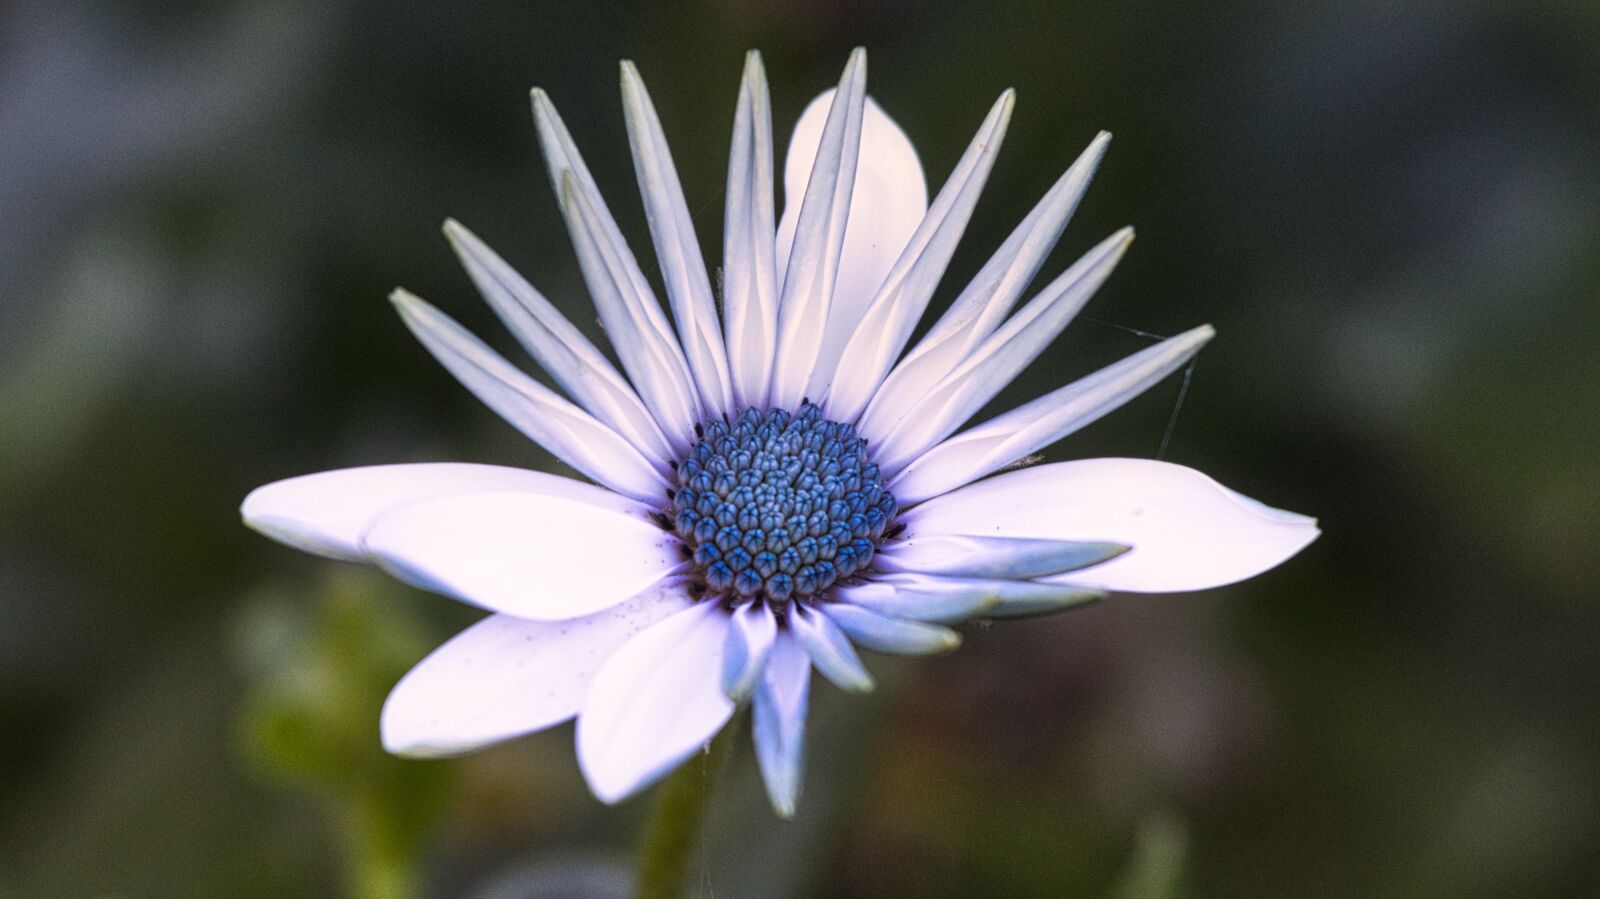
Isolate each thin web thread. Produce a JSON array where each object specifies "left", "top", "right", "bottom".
[{"left": 1079, "top": 315, "right": 1198, "bottom": 461}]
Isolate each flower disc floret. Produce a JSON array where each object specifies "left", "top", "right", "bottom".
[{"left": 670, "top": 403, "right": 896, "bottom": 602}]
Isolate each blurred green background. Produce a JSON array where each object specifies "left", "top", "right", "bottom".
[{"left": 3, "top": 0, "right": 1598, "bottom": 897}]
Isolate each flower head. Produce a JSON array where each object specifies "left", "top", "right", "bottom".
[{"left": 242, "top": 49, "right": 1317, "bottom": 815}]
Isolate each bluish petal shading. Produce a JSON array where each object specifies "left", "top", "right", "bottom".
[
  {"left": 769, "top": 48, "right": 868, "bottom": 410},
  {"left": 723, "top": 51, "right": 781, "bottom": 410},
  {"left": 390, "top": 290, "right": 669, "bottom": 503},
  {"left": 752, "top": 632, "right": 811, "bottom": 818},
  {"left": 443, "top": 219, "right": 674, "bottom": 468},
  {"left": 834, "top": 572, "right": 1100, "bottom": 624},
  {"left": 876, "top": 533, "right": 1129, "bottom": 579},
  {"left": 620, "top": 61, "right": 735, "bottom": 417},
  {"left": 891, "top": 325, "right": 1214, "bottom": 505},
  {"left": 788, "top": 602, "right": 874, "bottom": 693},
  {"left": 822, "top": 603, "right": 960, "bottom": 655},
  {"left": 825, "top": 90, "right": 1015, "bottom": 421},
  {"left": 860, "top": 133, "right": 1111, "bottom": 442},
  {"left": 531, "top": 90, "right": 701, "bottom": 450},
  {"left": 721, "top": 600, "right": 777, "bottom": 702}
]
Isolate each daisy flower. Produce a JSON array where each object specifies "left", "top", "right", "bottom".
[{"left": 242, "top": 49, "right": 1317, "bottom": 816}]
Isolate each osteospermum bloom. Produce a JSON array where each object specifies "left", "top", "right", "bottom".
[{"left": 242, "top": 49, "right": 1317, "bottom": 815}]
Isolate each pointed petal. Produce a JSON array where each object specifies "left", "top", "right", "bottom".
[
  {"left": 721, "top": 600, "right": 777, "bottom": 701},
  {"left": 362, "top": 493, "right": 684, "bottom": 620},
  {"left": 836, "top": 572, "right": 1101, "bottom": 623},
  {"left": 577, "top": 601, "right": 735, "bottom": 803},
  {"left": 776, "top": 86, "right": 930, "bottom": 404},
  {"left": 822, "top": 604, "right": 960, "bottom": 655},
  {"left": 902, "top": 458, "right": 1320, "bottom": 593},
  {"left": 443, "top": 220, "right": 674, "bottom": 467},
  {"left": 380, "top": 585, "right": 691, "bottom": 757},
  {"left": 860, "top": 133, "right": 1111, "bottom": 442},
  {"left": 825, "top": 90, "right": 1014, "bottom": 421},
  {"left": 391, "top": 291, "right": 669, "bottom": 503},
  {"left": 787, "top": 603, "right": 874, "bottom": 693},
  {"left": 876, "top": 534, "right": 1129, "bottom": 579},
  {"left": 722, "top": 51, "right": 781, "bottom": 410},
  {"left": 620, "top": 61, "right": 735, "bottom": 417},
  {"left": 769, "top": 49, "right": 871, "bottom": 409},
  {"left": 557, "top": 175, "right": 702, "bottom": 452},
  {"left": 530, "top": 90, "right": 701, "bottom": 448},
  {"left": 242, "top": 463, "right": 640, "bottom": 563},
  {"left": 870, "top": 228, "right": 1135, "bottom": 473},
  {"left": 752, "top": 632, "right": 811, "bottom": 817},
  {"left": 892, "top": 325, "right": 1214, "bottom": 505}
]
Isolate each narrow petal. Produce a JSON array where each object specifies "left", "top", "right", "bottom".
[
  {"left": 836, "top": 572, "right": 1102, "bottom": 623},
  {"left": 870, "top": 228, "right": 1135, "bottom": 473},
  {"left": 530, "top": 90, "right": 701, "bottom": 449},
  {"left": 443, "top": 220, "right": 674, "bottom": 467},
  {"left": 787, "top": 603, "right": 874, "bottom": 693},
  {"left": 769, "top": 49, "right": 870, "bottom": 410},
  {"left": 391, "top": 290, "right": 668, "bottom": 503},
  {"left": 875, "top": 534, "right": 1129, "bottom": 579},
  {"left": 777, "top": 86, "right": 930, "bottom": 404},
  {"left": 380, "top": 585, "right": 691, "bottom": 757},
  {"left": 825, "top": 90, "right": 1014, "bottom": 421},
  {"left": 620, "top": 61, "right": 735, "bottom": 417},
  {"left": 242, "top": 463, "right": 640, "bottom": 563},
  {"left": 892, "top": 325, "right": 1214, "bottom": 505},
  {"left": 577, "top": 601, "right": 736, "bottom": 803},
  {"left": 753, "top": 632, "right": 811, "bottom": 817},
  {"left": 902, "top": 458, "right": 1320, "bottom": 593},
  {"left": 557, "top": 175, "right": 702, "bottom": 452},
  {"left": 721, "top": 600, "right": 777, "bottom": 701},
  {"left": 822, "top": 604, "right": 960, "bottom": 655},
  {"left": 859, "top": 133, "right": 1111, "bottom": 442},
  {"left": 722, "top": 51, "right": 781, "bottom": 410},
  {"left": 361, "top": 493, "right": 684, "bottom": 620}
]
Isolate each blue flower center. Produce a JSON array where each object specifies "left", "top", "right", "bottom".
[{"left": 669, "top": 403, "right": 897, "bottom": 603}]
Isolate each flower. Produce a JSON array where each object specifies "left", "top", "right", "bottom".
[{"left": 241, "top": 49, "right": 1318, "bottom": 816}]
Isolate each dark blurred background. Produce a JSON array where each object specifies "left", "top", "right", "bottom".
[{"left": 3, "top": 0, "right": 1597, "bottom": 897}]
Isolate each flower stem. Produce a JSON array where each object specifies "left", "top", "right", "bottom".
[{"left": 632, "top": 720, "right": 738, "bottom": 899}]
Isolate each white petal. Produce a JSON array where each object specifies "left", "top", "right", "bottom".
[
  {"left": 242, "top": 463, "right": 641, "bottom": 563},
  {"left": 531, "top": 90, "right": 701, "bottom": 449},
  {"left": 380, "top": 584, "right": 691, "bottom": 758},
  {"left": 776, "top": 85, "right": 930, "bottom": 404},
  {"left": 722, "top": 51, "right": 781, "bottom": 411},
  {"left": 391, "top": 290, "right": 668, "bottom": 503},
  {"left": 769, "top": 50, "right": 872, "bottom": 410},
  {"left": 577, "top": 601, "right": 735, "bottom": 803},
  {"left": 822, "top": 604, "right": 960, "bottom": 655},
  {"left": 870, "top": 228, "right": 1134, "bottom": 473},
  {"left": 859, "top": 133, "right": 1110, "bottom": 442},
  {"left": 902, "top": 458, "right": 1320, "bottom": 593},
  {"left": 362, "top": 493, "right": 684, "bottom": 620},
  {"left": 875, "top": 534, "right": 1129, "bottom": 579},
  {"left": 892, "top": 325, "right": 1214, "bottom": 505},
  {"left": 787, "top": 603, "right": 874, "bottom": 693},
  {"left": 752, "top": 632, "right": 810, "bottom": 818},
  {"left": 443, "top": 220, "right": 674, "bottom": 467},
  {"left": 620, "top": 61, "right": 735, "bottom": 417},
  {"left": 825, "top": 90, "right": 1013, "bottom": 422},
  {"left": 721, "top": 600, "right": 777, "bottom": 701}
]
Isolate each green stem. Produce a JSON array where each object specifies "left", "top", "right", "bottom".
[{"left": 632, "top": 721, "right": 738, "bottom": 899}]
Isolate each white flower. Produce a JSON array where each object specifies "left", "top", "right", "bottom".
[{"left": 241, "top": 49, "right": 1317, "bottom": 816}]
